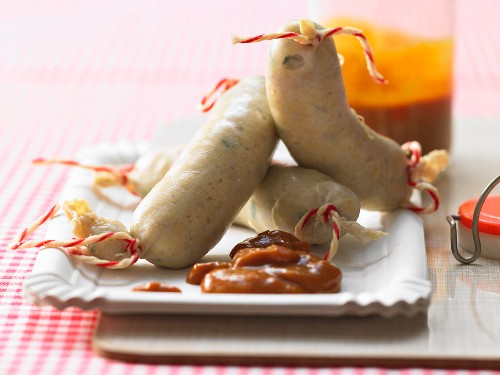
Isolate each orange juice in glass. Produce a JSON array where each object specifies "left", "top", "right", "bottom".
[{"left": 310, "top": 0, "right": 454, "bottom": 153}]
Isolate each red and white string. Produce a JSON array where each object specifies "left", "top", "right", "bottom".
[
  {"left": 401, "top": 141, "right": 440, "bottom": 214},
  {"left": 232, "top": 20, "right": 386, "bottom": 85},
  {"left": 295, "top": 203, "right": 340, "bottom": 262},
  {"left": 33, "top": 158, "right": 137, "bottom": 195},
  {"left": 199, "top": 78, "right": 240, "bottom": 112},
  {"left": 8, "top": 203, "right": 141, "bottom": 269}
]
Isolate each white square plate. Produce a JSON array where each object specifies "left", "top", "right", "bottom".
[{"left": 23, "top": 141, "right": 431, "bottom": 317}]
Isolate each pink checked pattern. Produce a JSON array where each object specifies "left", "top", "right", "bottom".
[{"left": 1, "top": 0, "right": 499, "bottom": 373}]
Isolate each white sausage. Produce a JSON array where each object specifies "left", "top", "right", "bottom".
[
  {"left": 130, "top": 76, "right": 278, "bottom": 268},
  {"left": 234, "top": 164, "right": 361, "bottom": 244},
  {"left": 266, "top": 20, "right": 414, "bottom": 211},
  {"left": 234, "top": 164, "right": 386, "bottom": 260}
]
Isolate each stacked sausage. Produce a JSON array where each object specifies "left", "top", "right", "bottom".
[{"left": 129, "top": 19, "right": 448, "bottom": 269}]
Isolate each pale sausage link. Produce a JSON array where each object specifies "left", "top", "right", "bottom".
[
  {"left": 8, "top": 204, "right": 141, "bottom": 269},
  {"left": 238, "top": 19, "right": 447, "bottom": 213},
  {"left": 131, "top": 76, "right": 278, "bottom": 268}
]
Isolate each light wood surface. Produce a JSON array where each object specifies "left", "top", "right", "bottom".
[{"left": 93, "top": 117, "right": 500, "bottom": 367}]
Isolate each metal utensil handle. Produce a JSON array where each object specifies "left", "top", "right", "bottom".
[{"left": 447, "top": 175, "right": 500, "bottom": 264}]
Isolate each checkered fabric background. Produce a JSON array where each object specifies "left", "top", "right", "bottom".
[{"left": 1, "top": 1, "right": 499, "bottom": 373}]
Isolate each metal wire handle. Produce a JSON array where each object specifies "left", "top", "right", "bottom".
[{"left": 447, "top": 175, "right": 500, "bottom": 264}]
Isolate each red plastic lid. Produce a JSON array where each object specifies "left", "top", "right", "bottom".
[{"left": 459, "top": 194, "right": 500, "bottom": 236}]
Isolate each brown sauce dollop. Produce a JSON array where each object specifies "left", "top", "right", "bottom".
[
  {"left": 132, "top": 281, "right": 181, "bottom": 293},
  {"left": 229, "top": 229, "right": 310, "bottom": 258},
  {"left": 185, "top": 261, "right": 229, "bottom": 285},
  {"left": 186, "top": 244, "right": 342, "bottom": 294}
]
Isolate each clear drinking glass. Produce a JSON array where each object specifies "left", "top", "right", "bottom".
[{"left": 309, "top": 0, "right": 454, "bottom": 153}]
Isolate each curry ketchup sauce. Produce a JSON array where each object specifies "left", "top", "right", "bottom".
[
  {"left": 132, "top": 281, "right": 181, "bottom": 293},
  {"left": 229, "top": 229, "right": 310, "bottom": 257},
  {"left": 186, "top": 230, "right": 342, "bottom": 294}
]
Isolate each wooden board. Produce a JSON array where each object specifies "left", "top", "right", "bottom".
[{"left": 92, "top": 311, "right": 499, "bottom": 368}]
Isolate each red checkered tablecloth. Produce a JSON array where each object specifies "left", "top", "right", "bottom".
[{"left": 1, "top": 1, "right": 500, "bottom": 373}]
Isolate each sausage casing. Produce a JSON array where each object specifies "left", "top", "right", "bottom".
[
  {"left": 130, "top": 76, "right": 278, "bottom": 268},
  {"left": 266, "top": 20, "right": 411, "bottom": 211},
  {"left": 234, "top": 164, "right": 361, "bottom": 245}
]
